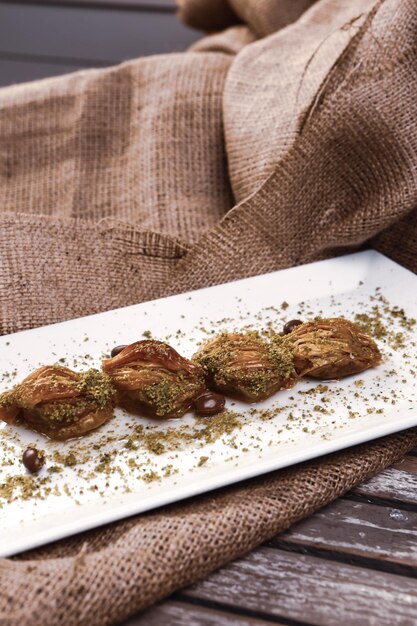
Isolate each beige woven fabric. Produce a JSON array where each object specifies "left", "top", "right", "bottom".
[
  {"left": 1, "top": 0, "right": 417, "bottom": 624},
  {"left": 0, "top": 215, "right": 188, "bottom": 334},
  {"left": 190, "top": 25, "right": 256, "bottom": 55},
  {"left": 223, "top": 0, "right": 376, "bottom": 202},
  {"left": 0, "top": 53, "right": 233, "bottom": 245}
]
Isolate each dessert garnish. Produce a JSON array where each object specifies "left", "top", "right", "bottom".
[
  {"left": 193, "top": 391, "right": 226, "bottom": 416},
  {"left": 111, "top": 345, "right": 128, "bottom": 358},
  {"left": 283, "top": 319, "right": 303, "bottom": 334},
  {"left": 22, "top": 447, "right": 45, "bottom": 473}
]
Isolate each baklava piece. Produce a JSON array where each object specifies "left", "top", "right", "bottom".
[
  {"left": 102, "top": 340, "right": 206, "bottom": 419},
  {"left": 0, "top": 365, "right": 115, "bottom": 440},
  {"left": 285, "top": 317, "right": 381, "bottom": 379},
  {"left": 193, "top": 332, "right": 297, "bottom": 402}
]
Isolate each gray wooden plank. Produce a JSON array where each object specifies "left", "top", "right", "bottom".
[
  {"left": 0, "top": 3, "right": 200, "bottom": 63},
  {"left": 276, "top": 497, "right": 417, "bottom": 567},
  {"left": 123, "top": 600, "right": 283, "bottom": 626},
  {"left": 0, "top": 57, "right": 83, "bottom": 87},
  {"left": 184, "top": 547, "right": 417, "bottom": 626},
  {"left": 353, "top": 455, "right": 417, "bottom": 505},
  {"left": 12, "top": 0, "right": 177, "bottom": 8}
]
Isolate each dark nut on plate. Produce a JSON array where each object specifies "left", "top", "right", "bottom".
[
  {"left": 194, "top": 391, "right": 225, "bottom": 416},
  {"left": 285, "top": 317, "right": 382, "bottom": 379},
  {"left": 283, "top": 319, "right": 303, "bottom": 335},
  {"left": 111, "top": 345, "right": 128, "bottom": 358},
  {"left": 22, "top": 447, "right": 45, "bottom": 473}
]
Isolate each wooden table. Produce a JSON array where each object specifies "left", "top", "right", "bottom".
[
  {"left": 0, "top": 0, "right": 198, "bottom": 87},
  {"left": 123, "top": 451, "right": 417, "bottom": 625}
]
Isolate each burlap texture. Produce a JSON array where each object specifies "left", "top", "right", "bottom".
[
  {"left": 190, "top": 25, "right": 257, "bottom": 55},
  {"left": 0, "top": 215, "right": 188, "bottom": 334},
  {"left": 0, "top": 53, "right": 233, "bottom": 245},
  {"left": 1, "top": 0, "right": 417, "bottom": 624}
]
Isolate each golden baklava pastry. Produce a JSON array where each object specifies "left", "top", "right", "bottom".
[
  {"left": 102, "top": 340, "right": 206, "bottom": 419},
  {"left": 193, "top": 332, "right": 297, "bottom": 402},
  {"left": 285, "top": 317, "right": 381, "bottom": 379},
  {"left": 0, "top": 365, "right": 116, "bottom": 440}
]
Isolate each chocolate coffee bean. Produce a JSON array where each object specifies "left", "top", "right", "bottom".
[
  {"left": 110, "top": 345, "right": 128, "bottom": 358},
  {"left": 22, "top": 448, "right": 45, "bottom": 474},
  {"left": 283, "top": 319, "right": 303, "bottom": 335},
  {"left": 194, "top": 392, "right": 225, "bottom": 417}
]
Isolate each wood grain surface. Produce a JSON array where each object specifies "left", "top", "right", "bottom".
[
  {"left": 276, "top": 498, "right": 417, "bottom": 568},
  {"left": 3, "top": 0, "right": 177, "bottom": 9},
  {"left": 0, "top": 0, "right": 199, "bottom": 87},
  {"left": 184, "top": 547, "right": 417, "bottom": 626},
  {"left": 354, "top": 456, "right": 417, "bottom": 505},
  {"left": 122, "top": 452, "right": 417, "bottom": 626},
  {"left": 126, "top": 601, "right": 287, "bottom": 626}
]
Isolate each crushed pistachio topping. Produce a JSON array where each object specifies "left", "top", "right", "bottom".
[
  {"left": 142, "top": 375, "right": 194, "bottom": 417},
  {"left": 76, "top": 369, "right": 115, "bottom": 409},
  {"left": 194, "top": 331, "right": 296, "bottom": 400}
]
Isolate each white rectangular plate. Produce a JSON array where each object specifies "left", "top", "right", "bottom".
[{"left": 1, "top": 250, "right": 417, "bottom": 557}]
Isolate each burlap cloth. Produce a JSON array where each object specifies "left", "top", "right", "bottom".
[{"left": 1, "top": 0, "right": 417, "bottom": 623}]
